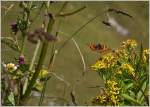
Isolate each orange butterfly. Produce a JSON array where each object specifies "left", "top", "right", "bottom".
[{"left": 88, "top": 43, "right": 110, "bottom": 53}]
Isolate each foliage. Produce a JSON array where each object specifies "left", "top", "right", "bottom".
[
  {"left": 91, "top": 39, "right": 149, "bottom": 106},
  {"left": 1, "top": 1, "right": 86, "bottom": 106}
]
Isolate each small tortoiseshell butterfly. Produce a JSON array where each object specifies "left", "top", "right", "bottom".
[{"left": 88, "top": 43, "right": 110, "bottom": 53}]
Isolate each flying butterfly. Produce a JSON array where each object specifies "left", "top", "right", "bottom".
[{"left": 88, "top": 43, "right": 110, "bottom": 53}]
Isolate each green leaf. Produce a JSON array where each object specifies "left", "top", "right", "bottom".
[
  {"left": 1, "top": 38, "right": 20, "bottom": 52},
  {"left": 23, "top": 78, "right": 28, "bottom": 95},
  {"left": 18, "top": 64, "right": 29, "bottom": 73},
  {"left": 121, "top": 94, "right": 142, "bottom": 105},
  {"left": 8, "top": 92, "right": 15, "bottom": 106},
  {"left": 137, "top": 80, "right": 147, "bottom": 100},
  {"left": 33, "top": 82, "right": 43, "bottom": 92},
  {"left": 125, "top": 83, "right": 133, "bottom": 90}
]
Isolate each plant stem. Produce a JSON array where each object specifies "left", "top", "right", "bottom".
[
  {"left": 57, "top": 10, "right": 107, "bottom": 53},
  {"left": 22, "top": 13, "right": 54, "bottom": 101},
  {"left": 56, "top": 6, "right": 86, "bottom": 17},
  {"left": 22, "top": 41, "right": 49, "bottom": 99},
  {"left": 20, "top": 33, "right": 27, "bottom": 55},
  {"left": 29, "top": 40, "right": 41, "bottom": 71},
  {"left": 38, "top": 77, "right": 51, "bottom": 106}
]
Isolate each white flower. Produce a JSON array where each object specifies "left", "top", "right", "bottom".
[{"left": 3, "top": 62, "right": 18, "bottom": 72}]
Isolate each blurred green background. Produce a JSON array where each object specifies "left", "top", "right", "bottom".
[{"left": 1, "top": 1, "right": 149, "bottom": 105}]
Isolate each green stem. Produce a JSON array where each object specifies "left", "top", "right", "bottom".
[
  {"left": 22, "top": 41, "right": 49, "bottom": 99},
  {"left": 20, "top": 33, "right": 26, "bottom": 55},
  {"left": 57, "top": 10, "right": 106, "bottom": 53},
  {"left": 22, "top": 13, "right": 54, "bottom": 102},
  {"left": 56, "top": 1, "right": 68, "bottom": 16},
  {"left": 29, "top": 40, "right": 41, "bottom": 71},
  {"left": 56, "top": 6, "right": 86, "bottom": 17},
  {"left": 38, "top": 77, "right": 51, "bottom": 106}
]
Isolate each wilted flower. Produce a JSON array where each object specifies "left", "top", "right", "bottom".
[
  {"left": 18, "top": 55, "right": 25, "bottom": 65},
  {"left": 11, "top": 22, "right": 18, "bottom": 34},
  {"left": 27, "top": 28, "right": 57, "bottom": 44}
]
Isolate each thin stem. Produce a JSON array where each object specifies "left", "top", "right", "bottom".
[
  {"left": 20, "top": 33, "right": 27, "bottom": 55},
  {"left": 71, "top": 38, "right": 86, "bottom": 72},
  {"left": 48, "top": 19, "right": 62, "bottom": 70},
  {"left": 56, "top": 1, "right": 68, "bottom": 16},
  {"left": 29, "top": 40, "right": 41, "bottom": 71},
  {"left": 23, "top": 41, "right": 49, "bottom": 99},
  {"left": 58, "top": 31, "right": 86, "bottom": 74},
  {"left": 56, "top": 6, "right": 86, "bottom": 17},
  {"left": 38, "top": 77, "right": 50, "bottom": 106},
  {"left": 30, "top": 2, "right": 45, "bottom": 26},
  {"left": 57, "top": 10, "right": 107, "bottom": 53},
  {"left": 22, "top": 13, "right": 54, "bottom": 100}
]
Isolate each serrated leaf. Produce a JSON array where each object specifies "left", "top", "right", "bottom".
[{"left": 1, "top": 38, "right": 20, "bottom": 52}]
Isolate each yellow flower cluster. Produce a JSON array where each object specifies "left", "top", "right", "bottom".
[
  {"left": 117, "top": 63, "right": 135, "bottom": 76},
  {"left": 91, "top": 53, "right": 116, "bottom": 71},
  {"left": 122, "top": 39, "right": 137, "bottom": 49},
  {"left": 114, "top": 49, "right": 128, "bottom": 59},
  {"left": 143, "top": 49, "right": 149, "bottom": 55},
  {"left": 106, "top": 80, "right": 120, "bottom": 105},
  {"left": 91, "top": 94, "right": 107, "bottom": 105},
  {"left": 92, "top": 80, "right": 121, "bottom": 106},
  {"left": 91, "top": 60, "right": 106, "bottom": 70}
]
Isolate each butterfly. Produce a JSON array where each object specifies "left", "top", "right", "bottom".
[{"left": 88, "top": 43, "right": 110, "bottom": 53}]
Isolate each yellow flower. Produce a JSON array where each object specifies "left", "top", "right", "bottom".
[
  {"left": 4, "top": 63, "right": 17, "bottom": 72},
  {"left": 110, "top": 95, "right": 119, "bottom": 105},
  {"left": 114, "top": 49, "right": 128, "bottom": 59},
  {"left": 91, "top": 60, "right": 106, "bottom": 70},
  {"left": 122, "top": 39, "right": 137, "bottom": 49},
  {"left": 143, "top": 49, "right": 149, "bottom": 62},
  {"left": 121, "top": 63, "right": 135, "bottom": 76},
  {"left": 143, "top": 49, "right": 149, "bottom": 55},
  {"left": 103, "top": 53, "right": 115, "bottom": 62},
  {"left": 117, "top": 70, "right": 122, "bottom": 75},
  {"left": 39, "top": 69, "right": 49, "bottom": 79},
  {"left": 102, "top": 53, "right": 117, "bottom": 68},
  {"left": 91, "top": 95, "right": 107, "bottom": 105},
  {"left": 107, "top": 80, "right": 118, "bottom": 86}
]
